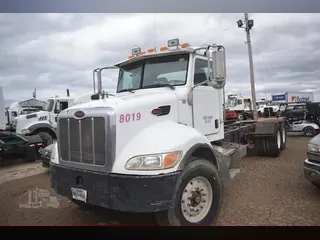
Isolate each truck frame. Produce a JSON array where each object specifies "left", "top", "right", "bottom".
[{"left": 49, "top": 39, "right": 287, "bottom": 226}]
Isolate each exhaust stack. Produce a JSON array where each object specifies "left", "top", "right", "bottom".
[{"left": 66, "top": 89, "right": 70, "bottom": 97}]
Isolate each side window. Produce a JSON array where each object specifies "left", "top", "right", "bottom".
[
  {"left": 60, "top": 101, "right": 69, "bottom": 111},
  {"left": 193, "top": 58, "right": 211, "bottom": 86},
  {"left": 293, "top": 106, "right": 304, "bottom": 111},
  {"left": 237, "top": 99, "right": 243, "bottom": 105},
  {"left": 54, "top": 101, "right": 68, "bottom": 114}
]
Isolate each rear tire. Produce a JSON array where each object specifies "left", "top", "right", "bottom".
[
  {"left": 280, "top": 123, "right": 287, "bottom": 150},
  {"left": 265, "top": 123, "right": 282, "bottom": 157},
  {"left": 154, "top": 158, "right": 223, "bottom": 226},
  {"left": 302, "top": 126, "right": 317, "bottom": 137}
]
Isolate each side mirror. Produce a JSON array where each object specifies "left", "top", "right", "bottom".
[
  {"left": 55, "top": 101, "right": 61, "bottom": 114},
  {"left": 212, "top": 50, "right": 226, "bottom": 80},
  {"left": 91, "top": 93, "right": 100, "bottom": 100}
]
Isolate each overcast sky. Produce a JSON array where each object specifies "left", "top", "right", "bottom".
[{"left": 0, "top": 13, "right": 319, "bottom": 107}]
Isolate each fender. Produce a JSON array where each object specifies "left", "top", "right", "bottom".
[
  {"left": 302, "top": 122, "right": 320, "bottom": 130},
  {"left": 28, "top": 122, "right": 57, "bottom": 136},
  {"left": 112, "top": 120, "right": 214, "bottom": 175}
]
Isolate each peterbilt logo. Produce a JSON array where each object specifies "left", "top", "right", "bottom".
[{"left": 74, "top": 110, "right": 85, "bottom": 119}]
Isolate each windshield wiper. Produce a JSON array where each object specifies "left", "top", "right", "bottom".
[
  {"left": 143, "top": 83, "right": 174, "bottom": 90},
  {"left": 118, "top": 88, "right": 136, "bottom": 93}
]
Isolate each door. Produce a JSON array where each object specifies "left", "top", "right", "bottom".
[{"left": 192, "top": 57, "right": 221, "bottom": 136}]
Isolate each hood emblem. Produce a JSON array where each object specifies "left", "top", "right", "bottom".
[{"left": 74, "top": 110, "right": 85, "bottom": 119}]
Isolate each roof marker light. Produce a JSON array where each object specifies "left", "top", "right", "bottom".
[
  {"left": 181, "top": 42, "right": 190, "bottom": 48},
  {"left": 147, "top": 48, "right": 155, "bottom": 53},
  {"left": 160, "top": 46, "right": 168, "bottom": 51}
]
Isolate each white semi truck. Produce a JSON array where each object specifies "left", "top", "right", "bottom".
[
  {"left": 15, "top": 87, "right": 114, "bottom": 146},
  {"left": 49, "top": 39, "right": 287, "bottom": 226}
]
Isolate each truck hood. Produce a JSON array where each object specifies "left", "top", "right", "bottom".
[
  {"left": 309, "top": 133, "right": 320, "bottom": 145},
  {"left": 66, "top": 88, "right": 178, "bottom": 111}
]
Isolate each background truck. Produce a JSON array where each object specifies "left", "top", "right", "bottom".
[
  {"left": 0, "top": 86, "right": 43, "bottom": 164},
  {"left": 272, "top": 92, "right": 314, "bottom": 104},
  {"left": 225, "top": 93, "right": 253, "bottom": 120},
  {"left": 15, "top": 90, "right": 75, "bottom": 146},
  {"left": 49, "top": 39, "right": 288, "bottom": 226}
]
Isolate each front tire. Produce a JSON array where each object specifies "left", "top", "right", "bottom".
[
  {"left": 155, "top": 158, "right": 223, "bottom": 226},
  {"left": 237, "top": 112, "right": 244, "bottom": 121},
  {"left": 37, "top": 131, "right": 54, "bottom": 146}
]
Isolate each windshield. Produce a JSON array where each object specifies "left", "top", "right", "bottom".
[
  {"left": 22, "top": 109, "right": 38, "bottom": 115},
  {"left": 117, "top": 53, "right": 189, "bottom": 92},
  {"left": 226, "top": 98, "right": 237, "bottom": 108},
  {"left": 44, "top": 100, "right": 54, "bottom": 112}
]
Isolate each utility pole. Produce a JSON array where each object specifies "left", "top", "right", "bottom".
[{"left": 237, "top": 13, "right": 258, "bottom": 120}]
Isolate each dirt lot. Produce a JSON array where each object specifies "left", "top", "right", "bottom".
[{"left": 0, "top": 136, "right": 319, "bottom": 225}]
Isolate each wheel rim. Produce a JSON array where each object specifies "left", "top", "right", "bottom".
[
  {"left": 238, "top": 114, "right": 243, "bottom": 121},
  {"left": 304, "top": 128, "right": 313, "bottom": 136},
  {"left": 277, "top": 130, "right": 281, "bottom": 149},
  {"left": 282, "top": 128, "right": 286, "bottom": 145},
  {"left": 181, "top": 176, "right": 213, "bottom": 223}
]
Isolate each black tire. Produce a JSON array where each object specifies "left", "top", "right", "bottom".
[
  {"left": 265, "top": 123, "right": 282, "bottom": 157},
  {"left": 237, "top": 113, "right": 244, "bottom": 121},
  {"left": 280, "top": 123, "right": 287, "bottom": 150},
  {"left": 302, "top": 126, "right": 317, "bottom": 137},
  {"left": 311, "top": 182, "right": 320, "bottom": 189},
  {"left": 154, "top": 158, "right": 223, "bottom": 226},
  {"left": 258, "top": 111, "right": 262, "bottom": 117},
  {"left": 36, "top": 131, "right": 54, "bottom": 146},
  {"left": 24, "top": 146, "right": 37, "bottom": 162}
]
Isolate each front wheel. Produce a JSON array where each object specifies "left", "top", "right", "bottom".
[
  {"left": 155, "top": 159, "right": 223, "bottom": 226},
  {"left": 37, "top": 131, "right": 54, "bottom": 146},
  {"left": 237, "top": 113, "right": 244, "bottom": 121}
]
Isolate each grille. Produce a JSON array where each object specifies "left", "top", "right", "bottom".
[{"left": 59, "top": 117, "right": 106, "bottom": 166}]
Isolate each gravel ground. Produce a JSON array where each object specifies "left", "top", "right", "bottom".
[{"left": 0, "top": 136, "right": 319, "bottom": 225}]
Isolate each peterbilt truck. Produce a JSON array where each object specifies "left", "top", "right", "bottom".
[{"left": 50, "top": 39, "right": 287, "bottom": 226}]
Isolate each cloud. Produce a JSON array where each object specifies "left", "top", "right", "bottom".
[{"left": 0, "top": 13, "right": 320, "bottom": 107}]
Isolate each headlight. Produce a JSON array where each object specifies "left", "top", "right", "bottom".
[
  {"left": 21, "top": 129, "right": 30, "bottom": 134},
  {"left": 125, "top": 151, "right": 182, "bottom": 171},
  {"left": 50, "top": 143, "right": 59, "bottom": 164},
  {"left": 308, "top": 143, "right": 320, "bottom": 153}
]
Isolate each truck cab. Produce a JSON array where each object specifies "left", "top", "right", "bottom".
[
  {"left": 50, "top": 39, "right": 287, "bottom": 226},
  {"left": 15, "top": 94, "right": 74, "bottom": 145}
]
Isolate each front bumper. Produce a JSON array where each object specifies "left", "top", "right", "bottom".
[
  {"left": 50, "top": 163, "right": 180, "bottom": 213},
  {"left": 304, "top": 159, "right": 320, "bottom": 186},
  {"left": 41, "top": 155, "right": 50, "bottom": 168}
]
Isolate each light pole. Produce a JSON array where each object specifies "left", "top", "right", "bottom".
[{"left": 237, "top": 13, "right": 258, "bottom": 120}]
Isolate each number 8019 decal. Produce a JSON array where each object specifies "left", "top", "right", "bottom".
[{"left": 119, "top": 112, "right": 142, "bottom": 123}]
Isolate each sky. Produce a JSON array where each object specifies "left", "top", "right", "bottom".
[{"left": 0, "top": 13, "right": 320, "bottom": 107}]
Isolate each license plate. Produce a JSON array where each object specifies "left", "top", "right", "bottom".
[{"left": 71, "top": 187, "right": 87, "bottom": 202}]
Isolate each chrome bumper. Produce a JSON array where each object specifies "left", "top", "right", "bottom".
[{"left": 304, "top": 159, "right": 320, "bottom": 186}]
